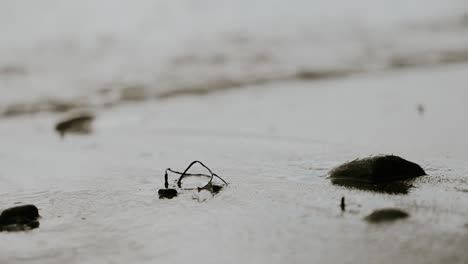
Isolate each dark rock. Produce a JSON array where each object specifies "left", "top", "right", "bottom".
[
  {"left": 330, "top": 155, "right": 426, "bottom": 183},
  {"left": 0, "top": 204, "right": 40, "bottom": 232},
  {"left": 55, "top": 113, "right": 95, "bottom": 137},
  {"left": 329, "top": 155, "right": 426, "bottom": 194},
  {"left": 364, "top": 208, "right": 409, "bottom": 223},
  {"left": 158, "top": 189, "right": 178, "bottom": 199}
]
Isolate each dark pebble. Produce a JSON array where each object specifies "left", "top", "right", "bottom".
[
  {"left": 329, "top": 155, "right": 426, "bottom": 193},
  {"left": 364, "top": 208, "right": 409, "bottom": 223},
  {"left": 55, "top": 113, "right": 95, "bottom": 137},
  {"left": 0, "top": 204, "right": 40, "bottom": 232},
  {"left": 158, "top": 188, "right": 178, "bottom": 199}
]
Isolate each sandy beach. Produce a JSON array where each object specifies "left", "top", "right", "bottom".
[
  {"left": 1, "top": 1, "right": 468, "bottom": 263},
  {"left": 1, "top": 62, "right": 468, "bottom": 263}
]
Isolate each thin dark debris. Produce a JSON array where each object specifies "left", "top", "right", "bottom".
[
  {"left": 158, "top": 161, "right": 228, "bottom": 199},
  {"left": 364, "top": 208, "right": 409, "bottom": 224},
  {"left": 340, "top": 197, "right": 346, "bottom": 212},
  {"left": 55, "top": 112, "right": 95, "bottom": 138},
  {"left": 0, "top": 204, "right": 40, "bottom": 232}
]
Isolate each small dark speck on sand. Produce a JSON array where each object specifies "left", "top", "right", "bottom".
[
  {"left": 340, "top": 197, "right": 346, "bottom": 212},
  {"left": 364, "top": 208, "right": 409, "bottom": 223},
  {"left": 417, "top": 104, "right": 425, "bottom": 115}
]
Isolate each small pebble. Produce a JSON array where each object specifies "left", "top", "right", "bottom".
[
  {"left": 55, "top": 112, "right": 95, "bottom": 137},
  {"left": 158, "top": 188, "right": 178, "bottom": 199},
  {"left": 330, "top": 155, "right": 426, "bottom": 184},
  {"left": 0, "top": 204, "right": 40, "bottom": 232}
]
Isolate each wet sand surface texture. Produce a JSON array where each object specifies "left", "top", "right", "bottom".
[
  {"left": 0, "top": 64, "right": 467, "bottom": 263},
  {"left": 1, "top": 1, "right": 468, "bottom": 264}
]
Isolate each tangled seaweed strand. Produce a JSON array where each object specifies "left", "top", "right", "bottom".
[{"left": 159, "top": 161, "right": 228, "bottom": 199}]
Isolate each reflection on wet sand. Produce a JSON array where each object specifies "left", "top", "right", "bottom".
[{"left": 364, "top": 208, "right": 409, "bottom": 223}]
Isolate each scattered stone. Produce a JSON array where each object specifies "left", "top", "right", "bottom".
[
  {"left": 329, "top": 155, "right": 426, "bottom": 194},
  {"left": 0, "top": 204, "right": 40, "bottom": 232},
  {"left": 364, "top": 208, "right": 409, "bottom": 223},
  {"left": 330, "top": 155, "right": 426, "bottom": 183},
  {"left": 158, "top": 188, "right": 178, "bottom": 199},
  {"left": 55, "top": 112, "right": 95, "bottom": 137}
]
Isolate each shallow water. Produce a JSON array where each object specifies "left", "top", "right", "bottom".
[{"left": 1, "top": 0, "right": 468, "bottom": 116}]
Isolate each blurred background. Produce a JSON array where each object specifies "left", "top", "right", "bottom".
[{"left": 1, "top": 0, "right": 468, "bottom": 116}]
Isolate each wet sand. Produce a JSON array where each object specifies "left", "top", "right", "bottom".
[{"left": 0, "top": 63, "right": 467, "bottom": 263}]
